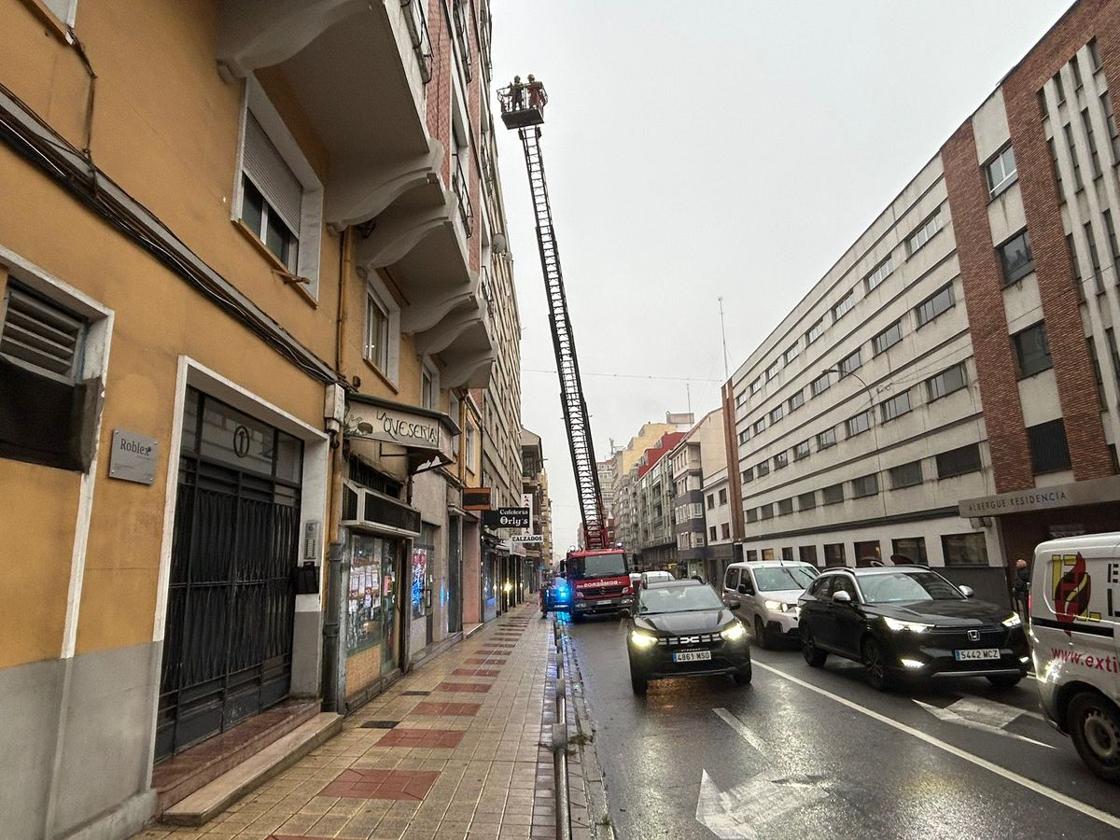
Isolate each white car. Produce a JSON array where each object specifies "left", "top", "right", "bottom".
[
  {"left": 1030, "top": 534, "right": 1120, "bottom": 783},
  {"left": 640, "top": 570, "right": 675, "bottom": 587},
  {"left": 721, "top": 561, "right": 819, "bottom": 648}
]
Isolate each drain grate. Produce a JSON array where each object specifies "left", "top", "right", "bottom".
[
  {"left": 360, "top": 719, "right": 400, "bottom": 729},
  {"left": 401, "top": 690, "right": 431, "bottom": 696}
]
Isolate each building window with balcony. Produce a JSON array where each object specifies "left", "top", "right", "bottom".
[
  {"left": 452, "top": 0, "right": 472, "bottom": 81},
  {"left": 915, "top": 283, "right": 954, "bottom": 327},
  {"left": 985, "top": 145, "right": 1018, "bottom": 197},
  {"left": 936, "top": 443, "right": 982, "bottom": 479},
  {"left": 816, "top": 427, "right": 837, "bottom": 450},
  {"left": 864, "top": 255, "right": 894, "bottom": 292},
  {"left": 810, "top": 372, "right": 831, "bottom": 398},
  {"left": 880, "top": 390, "right": 912, "bottom": 422},
  {"left": 846, "top": 409, "right": 873, "bottom": 438},
  {"left": 851, "top": 473, "right": 879, "bottom": 498},
  {"left": 788, "top": 390, "right": 805, "bottom": 412},
  {"left": 1013, "top": 322, "right": 1052, "bottom": 378},
  {"left": 905, "top": 209, "right": 944, "bottom": 257},
  {"left": 1027, "top": 419, "right": 1072, "bottom": 474},
  {"left": 806, "top": 318, "right": 824, "bottom": 345},
  {"left": 798, "top": 491, "right": 816, "bottom": 511},
  {"left": 873, "top": 320, "right": 903, "bottom": 355},
  {"left": 236, "top": 85, "right": 324, "bottom": 297},
  {"left": 838, "top": 348, "right": 862, "bottom": 378},
  {"left": 821, "top": 483, "right": 844, "bottom": 505},
  {"left": 832, "top": 290, "right": 856, "bottom": 322},
  {"left": 774, "top": 451, "right": 789, "bottom": 470},
  {"left": 778, "top": 498, "right": 794, "bottom": 516},
  {"left": 998, "top": 230, "right": 1034, "bottom": 286},
  {"left": 926, "top": 363, "right": 967, "bottom": 402},
  {"left": 889, "top": 460, "right": 923, "bottom": 489},
  {"left": 793, "top": 439, "right": 811, "bottom": 461}
]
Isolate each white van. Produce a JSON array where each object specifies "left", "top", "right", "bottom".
[{"left": 1030, "top": 534, "right": 1120, "bottom": 783}]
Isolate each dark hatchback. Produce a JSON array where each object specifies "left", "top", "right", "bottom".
[
  {"left": 627, "top": 580, "right": 752, "bottom": 694},
  {"left": 797, "top": 566, "right": 1028, "bottom": 690}
]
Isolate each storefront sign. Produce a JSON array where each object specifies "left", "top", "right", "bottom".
[
  {"left": 346, "top": 403, "right": 453, "bottom": 461},
  {"left": 483, "top": 507, "right": 531, "bottom": 529},
  {"left": 463, "top": 487, "right": 493, "bottom": 510},
  {"left": 512, "top": 533, "right": 544, "bottom": 544},
  {"left": 108, "top": 430, "right": 158, "bottom": 485},
  {"left": 959, "top": 475, "right": 1120, "bottom": 518}
]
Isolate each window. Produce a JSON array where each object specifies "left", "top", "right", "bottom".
[
  {"left": 783, "top": 343, "right": 799, "bottom": 365},
  {"left": 926, "top": 363, "right": 967, "bottom": 401},
  {"left": 1108, "top": 329, "right": 1120, "bottom": 382},
  {"left": 761, "top": 549, "right": 776, "bottom": 562},
  {"left": 721, "top": 523, "right": 731, "bottom": 540},
  {"left": 832, "top": 290, "right": 856, "bottom": 322},
  {"left": 799, "top": 545, "right": 819, "bottom": 567},
  {"left": 746, "top": 549, "right": 759, "bottom": 561},
  {"left": 769, "top": 405, "right": 784, "bottom": 423},
  {"left": 936, "top": 443, "right": 982, "bottom": 478},
  {"left": 1106, "top": 210, "right": 1120, "bottom": 266},
  {"left": 806, "top": 318, "right": 824, "bottom": 345},
  {"left": 724, "top": 568, "right": 740, "bottom": 590},
  {"left": 865, "top": 255, "right": 894, "bottom": 292},
  {"left": 778, "top": 498, "right": 794, "bottom": 516},
  {"left": 449, "top": 393, "right": 461, "bottom": 455},
  {"left": 1068, "top": 233, "right": 1085, "bottom": 301},
  {"left": 719, "top": 488, "right": 728, "bottom": 504},
  {"left": 1039, "top": 89, "right": 1050, "bottom": 120},
  {"left": 1102, "top": 90, "right": 1120, "bottom": 160},
  {"left": 753, "top": 417, "right": 767, "bottom": 434},
  {"left": 986, "top": 145, "right": 1018, "bottom": 197},
  {"left": 851, "top": 473, "right": 879, "bottom": 498},
  {"left": 811, "top": 372, "right": 831, "bottom": 397},
  {"left": 756, "top": 461, "right": 770, "bottom": 477},
  {"left": 1013, "top": 322, "right": 1053, "bottom": 378},
  {"left": 1054, "top": 70, "right": 1066, "bottom": 104},
  {"left": 746, "top": 508, "right": 759, "bottom": 523},
  {"left": 942, "top": 533, "right": 988, "bottom": 566},
  {"left": 1028, "top": 419, "right": 1072, "bottom": 474},
  {"left": 738, "top": 428, "right": 750, "bottom": 445},
  {"left": 707, "top": 494, "right": 715, "bottom": 510},
  {"left": 998, "top": 230, "right": 1034, "bottom": 286},
  {"left": 1065, "top": 123, "right": 1084, "bottom": 190},
  {"left": 816, "top": 427, "right": 837, "bottom": 450},
  {"left": 891, "top": 537, "right": 928, "bottom": 566},
  {"left": 710, "top": 525, "right": 718, "bottom": 541},
  {"left": 889, "top": 460, "right": 923, "bottom": 489},
  {"left": 821, "top": 483, "right": 844, "bottom": 505},
  {"left": 788, "top": 390, "right": 805, "bottom": 412},
  {"left": 742, "top": 467, "right": 754, "bottom": 484},
  {"left": 838, "top": 348, "right": 862, "bottom": 378},
  {"left": 735, "top": 391, "right": 747, "bottom": 408},
  {"left": 846, "top": 409, "right": 873, "bottom": 438},
  {"left": 749, "top": 377, "right": 762, "bottom": 395},
  {"left": 1048, "top": 137, "right": 1063, "bottom": 189},
  {"left": 823, "top": 544, "right": 846, "bottom": 567},
  {"left": 1072, "top": 56, "right": 1084, "bottom": 90},
  {"left": 797, "top": 491, "right": 816, "bottom": 511},
  {"left": 880, "top": 390, "right": 912, "bottom": 422},
  {"left": 1089, "top": 38, "right": 1102, "bottom": 71},
  {"left": 793, "top": 439, "right": 811, "bottom": 461},
  {"left": 760, "top": 503, "right": 774, "bottom": 520},
  {"left": 1083, "top": 109, "right": 1102, "bottom": 178},
  {"left": 421, "top": 364, "right": 436, "bottom": 410},
  {"left": 1086, "top": 221, "right": 1104, "bottom": 294},
  {"left": 365, "top": 291, "right": 391, "bottom": 372},
  {"left": 915, "top": 283, "right": 954, "bottom": 327},
  {"left": 466, "top": 425, "right": 477, "bottom": 471},
  {"left": 766, "top": 360, "right": 781, "bottom": 381},
  {"left": 774, "top": 451, "right": 789, "bottom": 470},
  {"left": 906, "top": 210, "right": 944, "bottom": 257},
  {"left": 854, "top": 540, "right": 881, "bottom": 566},
  {"left": 873, "top": 320, "right": 903, "bottom": 355}
]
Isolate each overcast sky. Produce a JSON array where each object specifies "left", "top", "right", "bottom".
[{"left": 491, "top": 0, "right": 1071, "bottom": 559}]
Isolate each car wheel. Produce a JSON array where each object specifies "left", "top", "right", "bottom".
[
  {"left": 732, "top": 663, "right": 752, "bottom": 687},
  {"left": 861, "top": 637, "right": 893, "bottom": 691},
  {"left": 1068, "top": 692, "right": 1120, "bottom": 783},
  {"left": 630, "top": 667, "right": 649, "bottom": 695},
  {"left": 753, "top": 616, "right": 770, "bottom": 650},
  {"left": 801, "top": 626, "right": 827, "bottom": 667},
  {"left": 986, "top": 674, "right": 1022, "bottom": 689}
]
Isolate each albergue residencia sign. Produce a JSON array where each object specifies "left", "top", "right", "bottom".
[
  {"left": 958, "top": 475, "right": 1120, "bottom": 519},
  {"left": 346, "top": 404, "right": 453, "bottom": 462}
]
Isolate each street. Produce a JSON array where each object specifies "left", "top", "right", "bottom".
[{"left": 566, "top": 614, "right": 1120, "bottom": 840}]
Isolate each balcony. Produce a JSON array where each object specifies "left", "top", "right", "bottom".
[{"left": 411, "top": 276, "right": 494, "bottom": 389}]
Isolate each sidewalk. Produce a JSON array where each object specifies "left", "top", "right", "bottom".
[{"left": 135, "top": 604, "right": 557, "bottom": 840}]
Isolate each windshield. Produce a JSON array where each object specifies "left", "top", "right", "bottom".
[
  {"left": 570, "top": 552, "right": 627, "bottom": 578},
  {"left": 639, "top": 584, "right": 723, "bottom": 614},
  {"left": 753, "top": 566, "right": 817, "bottom": 592},
  {"left": 859, "top": 571, "right": 962, "bottom": 604}
]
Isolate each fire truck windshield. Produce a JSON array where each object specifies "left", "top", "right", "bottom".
[{"left": 569, "top": 552, "right": 627, "bottom": 578}]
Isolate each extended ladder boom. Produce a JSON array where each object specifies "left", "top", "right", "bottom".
[{"left": 499, "top": 82, "right": 607, "bottom": 549}]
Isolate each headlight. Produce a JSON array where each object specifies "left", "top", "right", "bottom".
[
  {"left": 629, "top": 629, "right": 659, "bottom": 649},
  {"left": 764, "top": 600, "right": 795, "bottom": 613},
  {"left": 1002, "top": 613, "right": 1022, "bottom": 628},
  {"left": 720, "top": 621, "right": 748, "bottom": 642},
  {"left": 882, "top": 616, "right": 933, "bottom": 633}
]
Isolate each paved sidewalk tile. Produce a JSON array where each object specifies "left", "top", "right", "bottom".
[{"left": 133, "top": 605, "right": 557, "bottom": 840}]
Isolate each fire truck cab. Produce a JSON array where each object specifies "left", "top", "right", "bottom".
[{"left": 564, "top": 548, "right": 631, "bottom": 621}]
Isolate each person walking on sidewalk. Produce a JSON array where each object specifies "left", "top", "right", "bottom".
[{"left": 1012, "top": 557, "right": 1031, "bottom": 621}]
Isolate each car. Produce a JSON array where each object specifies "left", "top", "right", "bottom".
[
  {"left": 721, "top": 561, "right": 818, "bottom": 648},
  {"left": 797, "top": 565, "right": 1028, "bottom": 691},
  {"left": 1029, "top": 534, "right": 1120, "bottom": 783},
  {"left": 640, "top": 570, "right": 675, "bottom": 587},
  {"left": 541, "top": 575, "right": 572, "bottom": 614},
  {"left": 626, "top": 579, "right": 752, "bottom": 695}
]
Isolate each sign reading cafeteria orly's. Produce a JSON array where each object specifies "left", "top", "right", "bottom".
[{"left": 346, "top": 403, "right": 453, "bottom": 462}]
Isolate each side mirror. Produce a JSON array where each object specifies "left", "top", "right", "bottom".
[
  {"left": 832, "top": 590, "right": 853, "bottom": 605},
  {"left": 959, "top": 585, "right": 974, "bottom": 598},
  {"left": 737, "top": 584, "right": 748, "bottom": 595},
  {"left": 729, "top": 602, "right": 741, "bottom": 611}
]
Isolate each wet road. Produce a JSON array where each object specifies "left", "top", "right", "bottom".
[{"left": 566, "top": 614, "right": 1120, "bottom": 840}]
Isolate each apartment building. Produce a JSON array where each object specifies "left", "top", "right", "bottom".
[
  {"left": 619, "top": 431, "right": 685, "bottom": 570},
  {"left": 702, "top": 467, "right": 734, "bottom": 575},
  {"left": 669, "top": 409, "right": 728, "bottom": 581},
  {"left": 0, "top": 0, "right": 519, "bottom": 836},
  {"left": 723, "top": 0, "right": 1120, "bottom": 605},
  {"left": 521, "top": 427, "right": 554, "bottom": 588}
]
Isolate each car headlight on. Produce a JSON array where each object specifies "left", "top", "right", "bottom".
[
  {"left": 882, "top": 616, "right": 933, "bottom": 633},
  {"left": 764, "top": 600, "right": 796, "bottom": 614},
  {"left": 629, "top": 629, "right": 659, "bottom": 649},
  {"left": 720, "top": 621, "right": 748, "bottom": 642},
  {"left": 1002, "top": 613, "right": 1022, "bottom": 628}
]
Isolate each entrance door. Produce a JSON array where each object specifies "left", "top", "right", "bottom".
[
  {"left": 447, "top": 515, "right": 462, "bottom": 633},
  {"left": 156, "top": 389, "right": 303, "bottom": 762}
]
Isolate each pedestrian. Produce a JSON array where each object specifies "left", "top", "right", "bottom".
[{"left": 1012, "top": 557, "right": 1031, "bottom": 620}]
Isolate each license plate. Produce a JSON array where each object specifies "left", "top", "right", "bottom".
[
  {"left": 954, "top": 648, "right": 1000, "bottom": 661},
  {"left": 673, "top": 650, "right": 712, "bottom": 663}
]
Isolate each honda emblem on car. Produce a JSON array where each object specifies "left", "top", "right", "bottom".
[{"left": 967, "top": 629, "right": 980, "bottom": 641}]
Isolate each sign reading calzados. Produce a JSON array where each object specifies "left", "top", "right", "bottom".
[{"left": 346, "top": 403, "right": 453, "bottom": 462}]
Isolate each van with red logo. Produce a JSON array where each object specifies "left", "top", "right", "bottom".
[
  {"left": 564, "top": 548, "right": 631, "bottom": 622},
  {"left": 1030, "top": 534, "right": 1120, "bottom": 782}
]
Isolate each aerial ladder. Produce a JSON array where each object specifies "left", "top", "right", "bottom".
[{"left": 499, "top": 78, "right": 609, "bottom": 551}]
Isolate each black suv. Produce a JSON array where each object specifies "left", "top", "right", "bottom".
[
  {"left": 627, "top": 580, "right": 752, "bottom": 694},
  {"left": 798, "top": 566, "right": 1028, "bottom": 690}
]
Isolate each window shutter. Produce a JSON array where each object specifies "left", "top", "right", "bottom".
[
  {"left": 1, "top": 286, "right": 85, "bottom": 382},
  {"left": 243, "top": 113, "right": 303, "bottom": 234}
]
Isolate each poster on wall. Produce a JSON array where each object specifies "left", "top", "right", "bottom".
[
  {"left": 411, "top": 544, "right": 429, "bottom": 619},
  {"left": 347, "top": 535, "right": 384, "bottom": 653}
]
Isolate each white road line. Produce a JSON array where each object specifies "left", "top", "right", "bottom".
[
  {"left": 713, "top": 707, "right": 768, "bottom": 754},
  {"left": 753, "top": 661, "right": 1120, "bottom": 831}
]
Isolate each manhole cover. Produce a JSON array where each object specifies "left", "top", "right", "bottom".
[{"left": 360, "top": 719, "right": 400, "bottom": 729}]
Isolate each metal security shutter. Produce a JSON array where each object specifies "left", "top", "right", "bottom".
[
  {"left": 0, "top": 285, "right": 85, "bottom": 383},
  {"left": 242, "top": 113, "right": 303, "bottom": 234}
]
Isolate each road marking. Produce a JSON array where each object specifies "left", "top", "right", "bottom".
[
  {"left": 754, "top": 661, "right": 1120, "bottom": 831},
  {"left": 713, "top": 707, "right": 768, "bottom": 754},
  {"left": 696, "top": 767, "right": 828, "bottom": 839},
  {"left": 913, "top": 699, "right": 1054, "bottom": 749}
]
